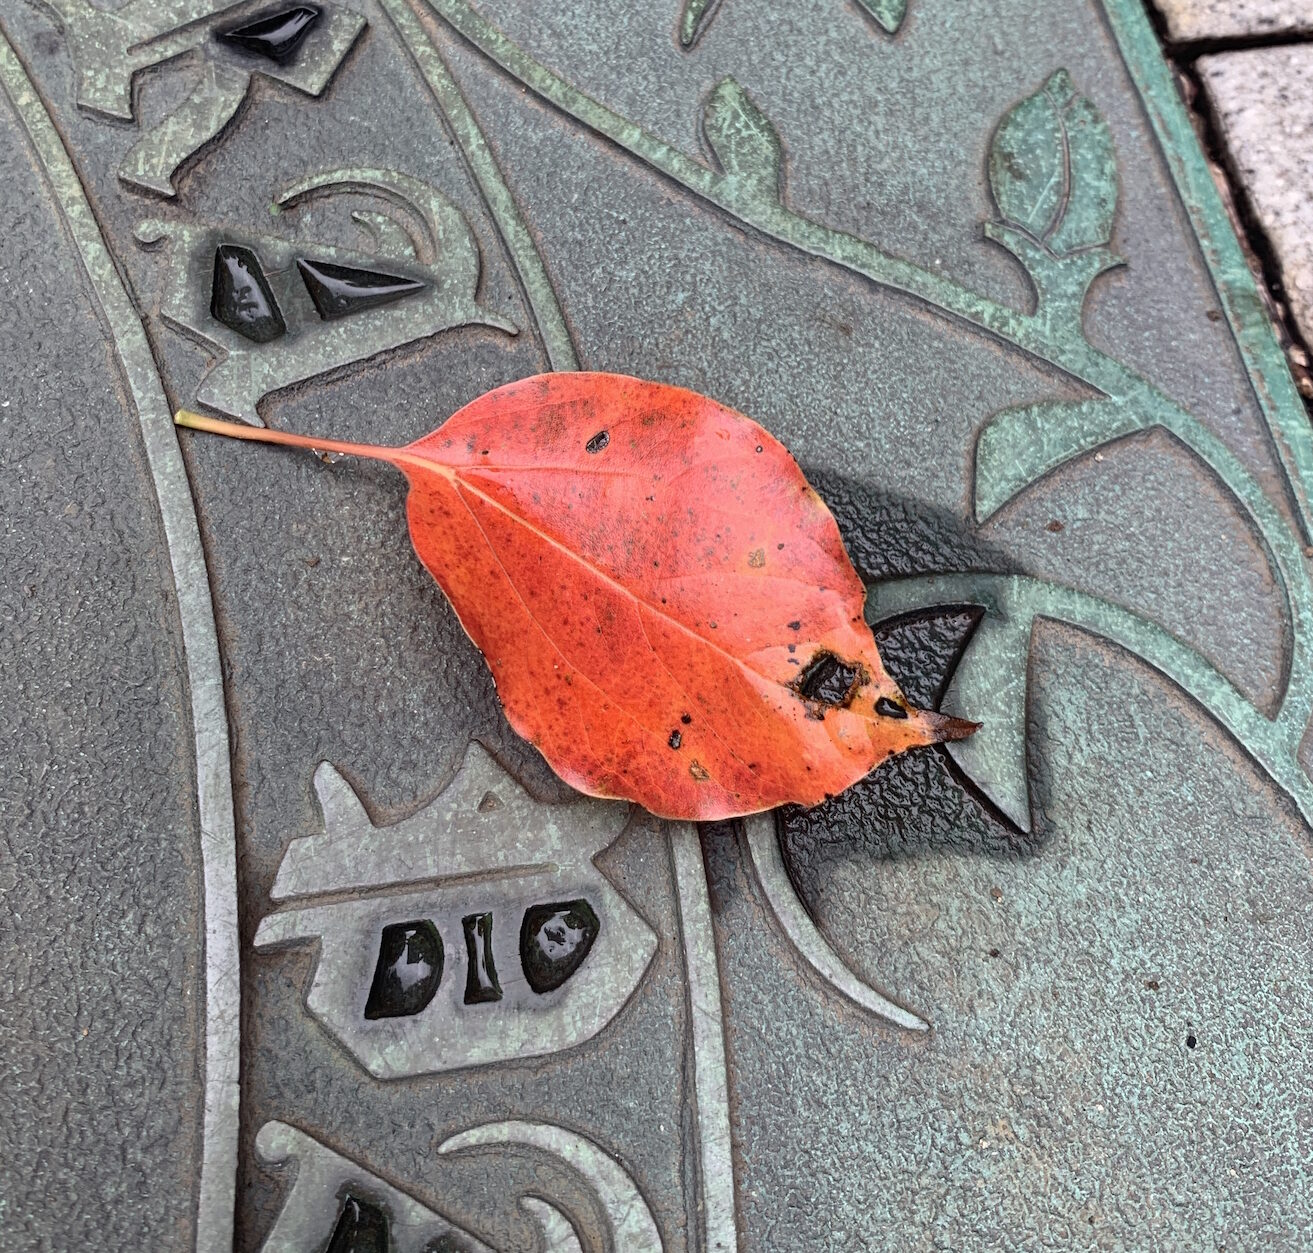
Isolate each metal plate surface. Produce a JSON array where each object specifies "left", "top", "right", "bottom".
[{"left": 2, "top": 0, "right": 1312, "bottom": 1247}]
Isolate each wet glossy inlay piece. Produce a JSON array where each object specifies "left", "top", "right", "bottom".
[
  {"left": 216, "top": 6, "right": 322, "bottom": 64},
  {"left": 461, "top": 912, "right": 501, "bottom": 1005},
  {"left": 323, "top": 1194, "right": 388, "bottom": 1253},
  {"left": 296, "top": 258, "right": 427, "bottom": 321},
  {"left": 519, "top": 900, "right": 600, "bottom": 994},
  {"left": 209, "top": 244, "right": 285, "bottom": 344},
  {"left": 363, "top": 920, "right": 443, "bottom": 1019}
]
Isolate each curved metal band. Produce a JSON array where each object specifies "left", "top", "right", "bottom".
[{"left": 0, "top": 28, "right": 240, "bottom": 1252}]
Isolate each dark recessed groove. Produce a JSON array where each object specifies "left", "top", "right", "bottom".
[
  {"left": 1169, "top": 31, "right": 1313, "bottom": 60},
  {"left": 1165, "top": 52, "right": 1313, "bottom": 413},
  {"left": 1142, "top": 1, "right": 1313, "bottom": 58}
]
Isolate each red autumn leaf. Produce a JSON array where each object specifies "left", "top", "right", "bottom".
[{"left": 176, "top": 372, "right": 974, "bottom": 820}]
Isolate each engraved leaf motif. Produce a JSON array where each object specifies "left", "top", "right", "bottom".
[
  {"left": 988, "top": 69, "right": 1117, "bottom": 255},
  {"left": 702, "top": 78, "right": 782, "bottom": 200},
  {"left": 679, "top": 0, "right": 721, "bottom": 48},
  {"left": 975, "top": 397, "right": 1142, "bottom": 522},
  {"left": 937, "top": 601, "right": 1032, "bottom": 831},
  {"left": 856, "top": 0, "right": 908, "bottom": 34}
]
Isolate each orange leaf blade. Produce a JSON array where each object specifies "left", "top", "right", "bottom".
[{"left": 398, "top": 373, "right": 973, "bottom": 820}]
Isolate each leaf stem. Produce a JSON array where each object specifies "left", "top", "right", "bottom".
[{"left": 174, "top": 410, "right": 400, "bottom": 465}]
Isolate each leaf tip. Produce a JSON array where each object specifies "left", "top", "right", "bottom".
[{"left": 919, "top": 710, "right": 981, "bottom": 744}]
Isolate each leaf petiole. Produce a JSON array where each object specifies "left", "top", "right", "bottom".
[{"left": 174, "top": 410, "right": 405, "bottom": 469}]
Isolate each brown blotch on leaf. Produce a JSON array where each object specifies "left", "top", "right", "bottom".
[
  {"left": 795, "top": 651, "right": 867, "bottom": 709},
  {"left": 689, "top": 760, "right": 711, "bottom": 781}
]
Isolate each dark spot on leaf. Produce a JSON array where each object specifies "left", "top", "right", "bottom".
[
  {"left": 796, "top": 651, "right": 866, "bottom": 707},
  {"left": 875, "top": 696, "right": 908, "bottom": 719},
  {"left": 787, "top": 643, "right": 796, "bottom": 653},
  {"left": 755, "top": 444, "right": 763, "bottom": 453},
  {"left": 586, "top": 429, "right": 610, "bottom": 454},
  {"left": 668, "top": 729, "right": 682, "bottom": 749},
  {"left": 787, "top": 620, "right": 802, "bottom": 631},
  {"left": 681, "top": 712, "right": 692, "bottom": 724}
]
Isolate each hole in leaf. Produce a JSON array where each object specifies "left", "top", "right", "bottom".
[
  {"left": 585, "top": 430, "right": 610, "bottom": 454},
  {"left": 668, "top": 729, "right": 682, "bottom": 749},
  {"left": 796, "top": 651, "right": 865, "bottom": 707},
  {"left": 874, "top": 696, "right": 908, "bottom": 719}
]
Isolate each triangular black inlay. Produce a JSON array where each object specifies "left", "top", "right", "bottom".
[
  {"left": 210, "top": 244, "right": 285, "bottom": 344},
  {"left": 216, "top": 5, "right": 321, "bottom": 64},
  {"left": 296, "top": 258, "right": 427, "bottom": 321},
  {"left": 323, "top": 1195, "right": 388, "bottom": 1253}
]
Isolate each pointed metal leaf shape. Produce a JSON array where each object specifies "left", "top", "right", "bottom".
[
  {"left": 679, "top": 0, "right": 721, "bottom": 48},
  {"left": 702, "top": 78, "right": 782, "bottom": 200},
  {"left": 940, "top": 594, "right": 1033, "bottom": 831},
  {"left": 1048, "top": 85, "right": 1117, "bottom": 253},
  {"left": 857, "top": 0, "right": 908, "bottom": 34},
  {"left": 989, "top": 69, "right": 1117, "bottom": 255},
  {"left": 974, "top": 397, "right": 1144, "bottom": 522}
]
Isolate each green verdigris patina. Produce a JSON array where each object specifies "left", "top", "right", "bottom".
[{"left": 3, "top": 0, "right": 1313, "bottom": 1247}]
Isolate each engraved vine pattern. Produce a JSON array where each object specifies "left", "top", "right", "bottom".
[{"left": 412, "top": 0, "right": 1313, "bottom": 834}]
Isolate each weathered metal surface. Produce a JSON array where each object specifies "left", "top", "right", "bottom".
[{"left": 2, "top": 0, "right": 1312, "bottom": 1247}]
